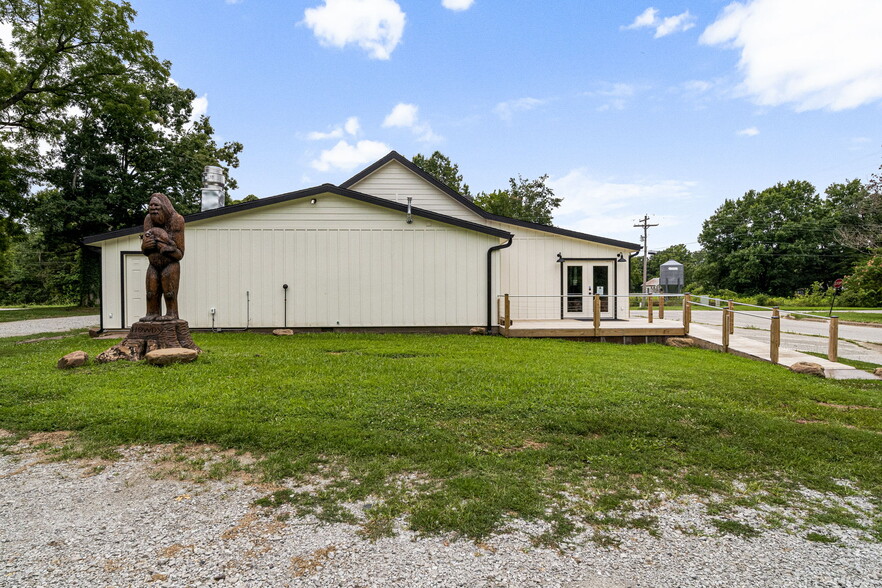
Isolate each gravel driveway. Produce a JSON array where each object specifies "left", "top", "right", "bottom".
[
  {"left": 1, "top": 434, "right": 879, "bottom": 588},
  {"left": 0, "top": 315, "right": 99, "bottom": 338}
]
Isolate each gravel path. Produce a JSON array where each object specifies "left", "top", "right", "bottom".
[
  {"left": 0, "top": 315, "right": 99, "bottom": 338},
  {"left": 1, "top": 437, "right": 879, "bottom": 588}
]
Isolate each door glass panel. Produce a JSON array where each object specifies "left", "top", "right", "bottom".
[
  {"left": 567, "top": 266, "right": 583, "bottom": 312},
  {"left": 593, "top": 265, "right": 609, "bottom": 313}
]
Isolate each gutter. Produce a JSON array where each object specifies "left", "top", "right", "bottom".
[{"left": 486, "top": 236, "right": 514, "bottom": 332}]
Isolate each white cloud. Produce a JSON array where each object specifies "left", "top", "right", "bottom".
[
  {"left": 737, "top": 126, "right": 759, "bottom": 136},
  {"left": 311, "top": 139, "right": 390, "bottom": 171},
  {"left": 551, "top": 169, "right": 696, "bottom": 214},
  {"left": 0, "top": 21, "right": 21, "bottom": 62},
  {"left": 655, "top": 12, "right": 696, "bottom": 37},
  {"left": 493, "top": 97, "right": 545, "bottom": 121},
  {"left": 0, "top": 21, "right": 12, "bottom": 47},
  {"left": 548, "top": 169, "right": 696, "bottom": 238},
  {"left": 343, "top": 116, "right": 360, "bottom": 136},
  {"left": 623, "top": 7, "right": 695, "bottom": 37},
  {"left": 190, "top": 94, "right": 208, "bottom": 121},
  {"left": 442, "top": 0, "right": 473, "bottom": 11},
  {"left": 308, "top": 116, "right": 361, "bottom": 140},
  {"left": 587, "top": 83, "right": 637, "bottom": 111},
  {"left": 308, "top": 128, "right": 344, "bottom": 141},
  {"left": 681, "top": 80, "right": 713, "bottom": 94},
  {"left": 225, "top": 0, "right": 243, "bottom": 4},
  {"left": 700, "top": 0, "right": 882, "bottom": 111},
  {"left": 382, "top": 103, "right": 441, "bottom": 142},
  {"left": 302, "top": 0, "right": 406, "bottom": 60},
  {"left": 625, "top": 7, "right": 658, "bottom": 29},
  {"left": 382, "top": 103, "right": 418, "bottom": 128}
]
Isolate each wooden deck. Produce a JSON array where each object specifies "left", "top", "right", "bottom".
[{"left": 500, "top": 318, "right": 686, "bottom": 338}]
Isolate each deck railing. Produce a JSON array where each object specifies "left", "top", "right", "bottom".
[
  {"left": 672, "top": 294, "right": 839, "bottom": 363},
  {"left": 498, "top": 292, "right": 841, "bottom": 363}
]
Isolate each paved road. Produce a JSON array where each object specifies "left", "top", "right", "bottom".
[
  {"left": 635, "top": 309, "right": 882, "bottom": 364},
  {"left": 0, "top": 315, "right": 100, "bottom": 338}
]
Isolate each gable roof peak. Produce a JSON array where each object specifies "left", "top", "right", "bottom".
[{"left": 341, "top": 151, "right": 642, "bottom": 251}]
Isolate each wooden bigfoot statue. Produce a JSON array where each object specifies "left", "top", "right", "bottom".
[
  {"left": 141, "top": 193, "right": 185, "bottom": 321},
  {"left": 96, "top": 192, "right": 200, "bottom": 362}
]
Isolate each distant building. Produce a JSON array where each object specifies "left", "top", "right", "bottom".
[{"left": 659, "top": 259, "right": 684, "bottom": 293}]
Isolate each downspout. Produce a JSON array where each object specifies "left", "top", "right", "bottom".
[
  {"left": 486, "top": 235, "right": 514, "bottom": 332},
  {"left": 629, "top": 250, "right": 641, "bottom": 291}
]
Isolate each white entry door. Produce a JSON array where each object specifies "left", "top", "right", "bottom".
[
  {"left": 124, "top": 254, "right": 149, "bottom": 328},
  {"left": 563, "top": 262, "right": 614, "bottom": 319}
]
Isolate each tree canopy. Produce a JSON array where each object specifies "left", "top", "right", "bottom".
[
  {"left": 0, "top": 0, "right": 165, "bottom": 134},
  {"left": 0, "top": 0, "right": 243, "bottom": 305},
  {"left": 412, "top": 151, "right": 471, "bottom": 196},
  {"left": 697, "top": 180, "right": 860, "bottom": 296},
  {"left": 474, "top": 174, "right": 562, "bottom": 225}
]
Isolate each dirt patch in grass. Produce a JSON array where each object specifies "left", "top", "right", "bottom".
[
  {"left": 19, "top": 430, "right": 74, "bottom": 448},
  {"left": 501, "top": 439, "right": 550, "bottom": 453},
  {"left": 149, "top": 443, "right": 260, "bottom": 483},
  {"left": 818, "top": 401, "right": 880, "bottom": 411}
]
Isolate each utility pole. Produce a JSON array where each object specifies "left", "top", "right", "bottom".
[{"left": 634, "top": 215, "right": 658, "bottom": 296}]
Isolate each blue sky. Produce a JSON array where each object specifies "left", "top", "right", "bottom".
[{"left": 126, "top": 0, "right": 882, "bottom": 251}]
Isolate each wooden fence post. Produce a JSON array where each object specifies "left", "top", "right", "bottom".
[
  {"left": 647, "top": 296, "right": 654, "bottom": 324},
  {"left": 659, "top": 295, "right": 665, "bottom": 319},
  {"left": 728, "top": 300, "right": 735, "bottom": 334},
  {"left": 683, "top": 293, "right": 691, "bottom": 334},
  {"left": 504, "top": 294, "right": 511, "bottom": 336},
  {"left": 593, "top": 294, "right": 601, "bottom": 332},
  {"left": 770, "top": 307, "right": 780, "bottom": 364},
  {"left": 497, "top": 297, "right": 502, "bottom": 325},
  {"left": 722, "top": 309, "right": 729, "bottom": 352},
  {"left": 828, "top": 316, "right": 839, "bottom": 362}
]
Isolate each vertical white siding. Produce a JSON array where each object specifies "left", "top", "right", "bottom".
[
  {"left": 94, "top": 194, "right": 500, "bottom": 329},
  {"left": 490, "top": 222, "right": 633, "bottom": 320},
  {"left": 348, "top": 160, "right": 484, "bottom": 223}
]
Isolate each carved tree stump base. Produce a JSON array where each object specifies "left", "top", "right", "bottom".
[{"left": 97, "top": 319, "right": 201, "bottom": 363}]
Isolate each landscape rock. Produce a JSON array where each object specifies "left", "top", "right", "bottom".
[
  {"left": 272, "top": 329, "right": 294, "bottom": 336},
  {"left": 97, "top": 319, "right": 200, "bottom": 363},
  {"left": 88, "top": 327, "right": 101, "bottom": 338},
  {"left": 57, "top": 350, "right": 88, "bottom": 369},
  {"left": 145, "top": 347, "right": 199, "bottom": 366},
  {"left": 789, "top": 361, "right": 826, "bottom": 377},
  {"left": 666, "top": 337, "right": 695, "bottom": 348},
  {"left": 469, "top": 327, "right": 487, "bottom": 335},
  {"left": 875, "top": 367, "right": 882, "bottom": 378}
]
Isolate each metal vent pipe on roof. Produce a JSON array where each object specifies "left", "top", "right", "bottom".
[{"left": 201, "top": 165, "right": 226, "bottom": 212}]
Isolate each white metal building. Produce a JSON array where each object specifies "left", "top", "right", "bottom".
[{"left": 84, "top": 152, "right": 641, "bottom": 331}]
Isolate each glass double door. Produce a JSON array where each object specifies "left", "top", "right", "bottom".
[{"left": 564, "top": 262, "right": 614, "bottom": 319}]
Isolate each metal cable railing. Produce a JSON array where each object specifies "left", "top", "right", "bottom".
[{"left": 496, "top": 292, "right": 841, "bottom": 363}]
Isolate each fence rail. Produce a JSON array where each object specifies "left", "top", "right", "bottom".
[{"left": 497, "top": 292, "right": 841, "bottom": 362}]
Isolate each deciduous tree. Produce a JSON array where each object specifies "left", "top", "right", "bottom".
[
  {"left": 412, "top": 151, "right": 471, "bottom": 196},
  {"left": 474, "top": 175, "right": 561, "bottom": 226},
  {"left": 697, "top": 180, "right": 859, "bottom": 295}
]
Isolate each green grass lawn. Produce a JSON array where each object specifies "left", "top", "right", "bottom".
[
  {"left": 0, "top": 305, "right": 98, "bottom": 323},
  {"left": 800, "top": 312, "right": 882, "bottom": 325},
  {"left": 2, "top": 332, "right": 881, "bottom": 541}
]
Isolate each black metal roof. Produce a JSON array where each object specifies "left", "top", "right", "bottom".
[{"left": 82, "top": 183, "right": 513, "bottom": 244}]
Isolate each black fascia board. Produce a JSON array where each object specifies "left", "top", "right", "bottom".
[
  {"left": 340, "top": 150, "right": 642, "bottom": 252},
  {"left": 83, "top": 184, "right": 512, "bottom": 245}
]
